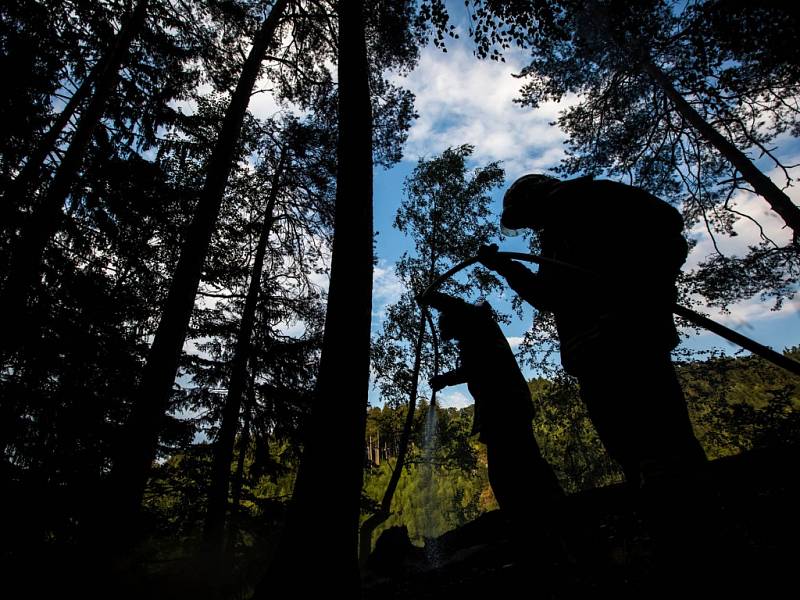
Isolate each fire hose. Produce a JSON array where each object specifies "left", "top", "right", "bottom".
[{"left": 417, "top": 251, "right": 800, "bottom": 380}]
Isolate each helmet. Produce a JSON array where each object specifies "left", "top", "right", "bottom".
[{"left": 500, "top": 174, "right": 560, "bottom": 236}]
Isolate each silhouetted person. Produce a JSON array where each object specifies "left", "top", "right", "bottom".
[
  {"left": 479, "top": 174, "right": 707, "bottom": 487},
  {"left": 419, "top": 291, "right": 564, "bottom": 532},
  {"left": 479, "top": 174, "right": 720, "bottom": 589}
]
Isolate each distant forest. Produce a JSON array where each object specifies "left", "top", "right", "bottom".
[{"left": 368, "top": 349, "right": 800, "bottom": 544}]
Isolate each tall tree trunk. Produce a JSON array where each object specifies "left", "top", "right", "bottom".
[
  {"left": 584, "top": 0, "right": 800, "bottom": 237},
  {"left": 105, "top": 0, "right": 290, "bottom": 539},
  {"left": 359, "top": 315, "right": 426, "bottom": 566},
  {"left": 11, "top": 61, "right": 96, "bottom": 202},
  {"left": 202, "top": 150, "right": 285, "bottom": 555},
  {"left": 1, "top": 0, "right": 151, "bottom": 330},
  {"left": 225, "top": 385, "right": 253, "bottom": 561},
  {"left": 255, "top": 0, "right": 373, "bottom": 595},
  {"left": 640, "top": 60, "right": 800, "bottom": 236}
]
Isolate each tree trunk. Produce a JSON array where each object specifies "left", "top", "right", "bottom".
[
  {"left": 223, "top": 368, "right": 254, "bottom": 568},
  {"left": 255, "top": 0, "right": 374, "bottom": 595},
  {"left": 1, "top": 0, "right": 151, "bottom": 328},
  {"left": 583, "top": 0, "right": 800, "bottom": 237},
  {"left": 105, "top": 0, "right": 289, "bottom": 539},
  {"left": 359, "top": 315, "right": 426, "bottom": 566},
  {"left": 202, "top": 150, "right": 285, "bottom": 555},
  {"left": 11, "top": 61, "right": 96, "bottom": 202},
  {"left": 641, "top": 60, "right": 800, "bottom": 236}
]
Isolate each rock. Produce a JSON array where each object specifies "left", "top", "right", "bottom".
[{"left": 365, "top": 525, "right": 425, "bottom": 576}]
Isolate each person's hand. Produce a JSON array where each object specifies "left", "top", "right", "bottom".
[
  {"left": 477, "top": 243, "right": 504, "bottom": 271},
  {"left": 429, "top": 374, "right": 447, "bottom": 392}
]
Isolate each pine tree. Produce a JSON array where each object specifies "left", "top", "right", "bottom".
[{"left": 106, "top": 0, "right": 291, "bottom": 540}]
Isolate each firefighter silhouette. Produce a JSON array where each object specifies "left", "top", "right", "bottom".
[
  {"left": 420, "top": 291, "right": 564, "bottom": 523},
  {"left": 479, "top": 173, "right": 706, "bottom": 486}
]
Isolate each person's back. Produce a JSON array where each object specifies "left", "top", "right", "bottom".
[
  {"left": 449, "top": 301, "right": 534, "bottom": 442},
  {"left": 523, "top": 176, "right": 687, "bottom": 373}
]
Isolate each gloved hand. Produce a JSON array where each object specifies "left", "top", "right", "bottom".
[
  {"left": 477, "top": 243, "right": 506, "bottom": 271},
  {"left": 429, "top": 374, "right": 447, "bottom": 392}
]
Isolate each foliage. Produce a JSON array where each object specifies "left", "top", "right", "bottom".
[
  {"left": 28, "top": 347, "right": 789, "bottom": 588},
  {"left": 365, "top": 347, "right": 800, "bottom": 543},
  {"left": 424, "top": 1, "right": 800, "bottom": 371},
  {"left": 679, "top": 346, "right": 800, "bottom": 457},
  {"left": 529, "top": 349, "right": 800, "bottom": 492},
  {"left": 530, "top": 375, "right": 624, "bottom": 493},
  {"left": 372, "top": 144, "right": 506, "bottom": 408},
  {"left": 138, "top": 436, "right": 299, "bottom": 590},
  {"left": 362, "top": 402, "right": 495, "bottom": 545}
]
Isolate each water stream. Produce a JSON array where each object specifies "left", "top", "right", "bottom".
[{"left": 421, "top": 399, "right": 440, "bottom": 567}]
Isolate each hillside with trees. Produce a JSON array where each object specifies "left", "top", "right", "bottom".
[{"left": 25, "top": 348, "right": 790, "bottom": 596}]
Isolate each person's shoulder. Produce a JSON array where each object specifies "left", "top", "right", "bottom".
[
  {"left": 547, "top": 176, "right": 617, "bottom": 221},
  {"left": 550, "top": 175, "right": 595, "bottom": 196},
  {"left": 590, "top": 178, "right": 670, "bottom": 204},
  {"left": 546, "top": 176, "right": 683, "bottom": 231},
  {"left": 591, "top": 178, "right": 656, "bottom": 199},
  {"left": 550, "top": 175, "right": 631, "bottom": 206},
  {"left": 588, "top": 179, "right": 683, "bottom": 228}
]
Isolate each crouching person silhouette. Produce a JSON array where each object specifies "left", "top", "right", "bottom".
[{"left": 419, "top": 291, "right": 564, "bottom": 545}]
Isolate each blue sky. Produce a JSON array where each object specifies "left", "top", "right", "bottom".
[
  {"left": 361, "top": 12, "right": 800, "bottom": 409},
  {"left": 229, "top": 5, "right": 800, "bottom": 410}
]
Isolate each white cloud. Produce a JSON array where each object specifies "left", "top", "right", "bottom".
[
  {"left": 682, "top": 295, "right": 800, "bottom": 333},
  {"left": 373, "top": 260, "right": 404, "bottom": 303},
  {"left": 182, "top": 335, "right": 215, "bottom": 362},
  {"left": 506, "top": 336, "right": 525, "bottom": 349},
  {"left": 248, "top": 85, "right": 282, "bottom": 121},
  {"left": 276, "top": 319, "right": 308, "bottom": 339},
  {"left": 436, "top": 389, "right": 473, "bottom": 409},
  {"left": 684, "top": 161, "right": 798, "bottom": 272},
  {"left": 371, "top": 260, "right": 405, "bottom": 324},
  {"left": 679, "top": 158, "right": 800, "bottom": 333},
  {"left": 393, "top": 42, "right": 576, "bottom": 179},
  {"left": 170, "top": 82, "right": 214, "bottom": 117}
]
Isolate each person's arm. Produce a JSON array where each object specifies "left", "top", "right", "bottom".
[
  {"left": 418, "top": 290, "right": 472, "bottom": 313},
  {"left": 477, "top": 245, "right": 558, "bottom": 311},
  {"left": 500, "top": 260, "right": 560, "bottom": 311},
  {"left": 429, "top": 365, "right": 468, "bottom": 391}
]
